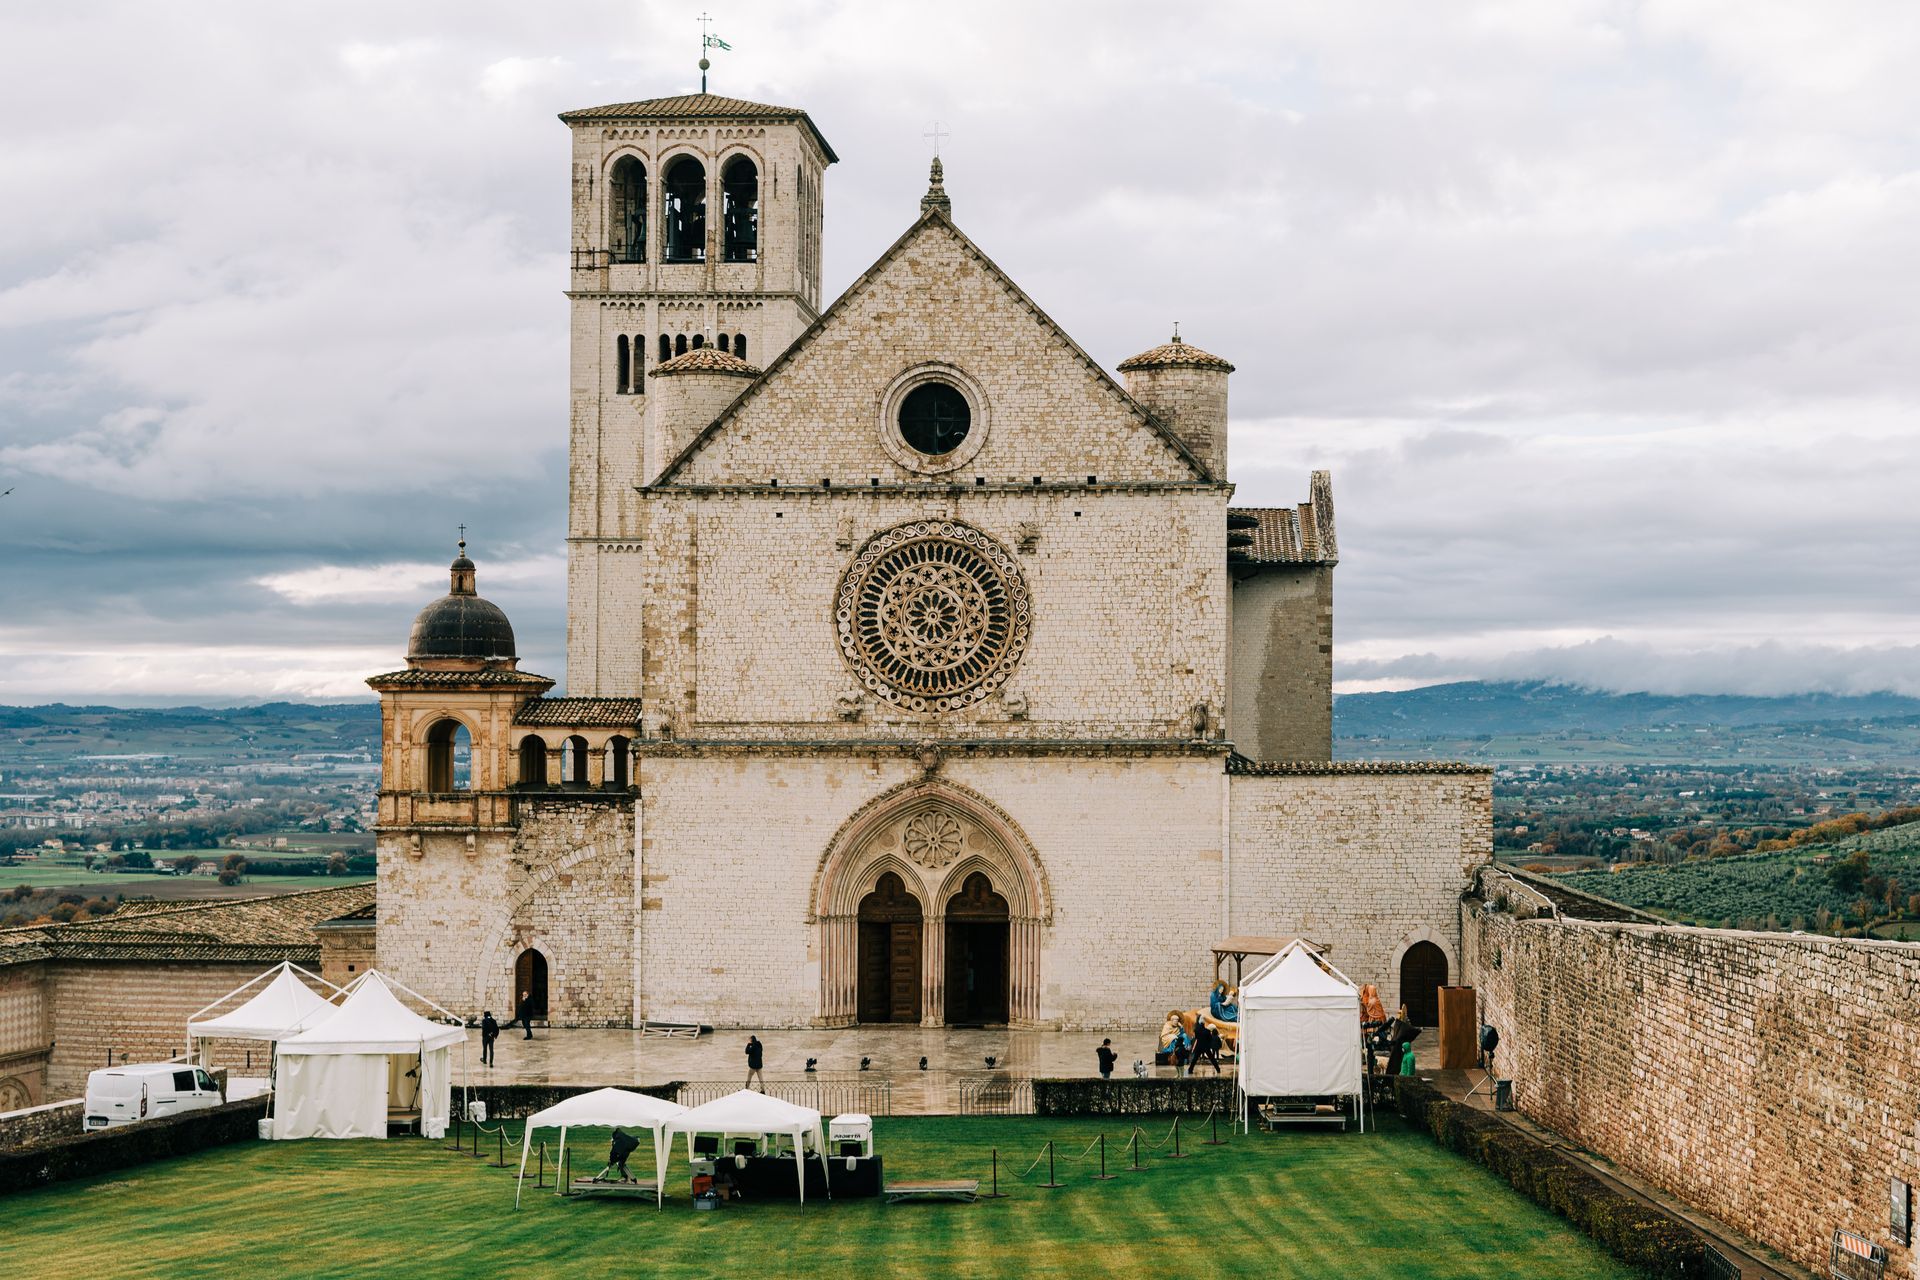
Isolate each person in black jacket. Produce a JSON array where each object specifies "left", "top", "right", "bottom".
[
  {"left": 744, "top": 1035, "right": 765, "bottom": 1091},
  {"left": 1096, "top": 1039, "right": 1118, "bottom": 1079},
  {"left": 504, "top": 990, "right": 535, "bottom": 1040},
  {"left": 479, "top": 1010, "right": 500, "bottom": 1066}
]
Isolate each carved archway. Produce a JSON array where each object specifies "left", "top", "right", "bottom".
[{"left": 813, "top": 779, "right": 1048, "bottom": 1027}]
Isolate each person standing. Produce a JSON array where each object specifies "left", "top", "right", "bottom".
[
  {"left": 479, "top": 1010, "right": 499, "bottom": 1067},
  {"left": 1096, "top": 1038, "right": 1117, "bottom": 1079},
  {"left": 1196, "top": 1022, "right": 1223, "bottom": 1075},
  {"left": 744, "top": 1035, "right": 765, "bottom": 1091}
]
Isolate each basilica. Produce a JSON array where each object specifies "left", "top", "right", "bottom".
[{"left": 367, "top": 92, "right": 1490, "bottom": 1031}]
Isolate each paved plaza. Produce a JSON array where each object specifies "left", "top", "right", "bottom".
[{"left": 455, "top": 1024, "right": 1238, "bottom": 1115}]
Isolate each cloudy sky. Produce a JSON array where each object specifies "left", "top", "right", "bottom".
[{"left": 2, "top": 1, "right": 1917, "bottom": 704}]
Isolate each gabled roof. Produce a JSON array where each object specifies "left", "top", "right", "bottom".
[
  {"left": 558, "top": 93, "right": 838, "bottom": 163},
  {"left": 1229, "top": 472, "right": 1340, "bottom": 568},
  {"left": 651, "top": 211, "right": 1215, "bottom": 486}
]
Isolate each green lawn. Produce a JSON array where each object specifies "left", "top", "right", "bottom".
[{"left": 0, "top": 1113, "right": 1632, "bottom": 1279}]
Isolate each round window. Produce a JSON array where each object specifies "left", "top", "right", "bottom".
[{"left": 897, "top": 382, "right": 972, "bottom": 456}]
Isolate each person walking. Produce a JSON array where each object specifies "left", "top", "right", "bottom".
[
  {"left": 505, "top": 989, "right": 535, "bottom": 1040},
  {"left": 1195, "top": 1022, "right": 1223, "bottom": 1075},
  {"left": 479, "top": 1010, "right": 499, "bottom": 1067},
  {"left": 744, "top": 1035, "right": 765, "bottom": 1091},
  {"left": 1096, "top": 1038, "right": 1118, "bottom": 1079}
]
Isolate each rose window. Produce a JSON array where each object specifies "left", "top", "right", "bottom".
[
  {"left": 902, "top": 810, "right": 965, "bottom": 869},
  {"left": 836, "top": 521, "right": 1030, "bottom": 711}
]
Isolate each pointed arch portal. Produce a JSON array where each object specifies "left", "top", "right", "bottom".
[{"left": 814, "top": 779, "right": 1048, "bottom": 1027}]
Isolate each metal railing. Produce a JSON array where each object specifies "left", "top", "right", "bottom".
[
  {"left": 1702, "top": 1244, "right": 1739, "bottom": 1280},
  {"left": 958, "top": 1075, "right": 1033, "bottom": 1116},
  {"left": 675, "top": 1077, "right": 892, "bottom": 1117}
]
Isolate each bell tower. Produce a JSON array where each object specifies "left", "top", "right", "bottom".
[{"left": 558, "top": 93, "right": 838, "bottom": 695}]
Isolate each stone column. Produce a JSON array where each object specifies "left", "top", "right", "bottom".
[{"left": 922, "top": 914, "right": 946, "bottom": 1027}]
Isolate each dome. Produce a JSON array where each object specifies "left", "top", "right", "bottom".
[
  {"left": 406, "top": 543, "right": 517, "bottom": 665},
  {"left": 1116, "top": 333, "right": 1235, "bottom": 374}
]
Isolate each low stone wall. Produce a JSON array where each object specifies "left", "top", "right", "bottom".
[
  {"left": 0, "top": 1096, "right": 269, "bottom": 1197},
  {"left": 1032, "top": 1076, "right": 1237, "bottom": 1116},
  {"left": 0, "top": 1099, "right": 83, "bottom": 1151},
  {"left": 1467, "top": 902, "right": 1920, "bottom": 1276}
]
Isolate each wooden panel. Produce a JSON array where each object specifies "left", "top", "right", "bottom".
[
  {"left": 889, "top": 922, "right": 922, "bottom": 1023},
  {"left": 1438, "top": 986, "right": 1478, "bottom": 1070}
]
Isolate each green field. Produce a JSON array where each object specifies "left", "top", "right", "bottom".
[
  {"left": 0, "top": 1114, "right": 1630, "bottom": 1279},
  {"left": 1556, "top": 824, "right": 1920, "bottom": 930}
]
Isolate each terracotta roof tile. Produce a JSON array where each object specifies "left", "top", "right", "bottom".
[
  {"left": 652, "top": 347, "right": 760, "bottom": 377},
  {"left": 513, "top": 697, "right": 645, "bottom": 728},
  {"left": 1229, "top": 472, "right": 1339, "bottom": 568},
  {"left": 366, "top": 668, "right": 554, "bottom": 689},
  {"left": 1117, "top": 336, "right": 1235, "bottom": 373},
  {"left": 0, "top": 882, "right": 374, "bottom": 967},
  {"left": 558, "top": 94, "right": 838, "bottom": 163}
]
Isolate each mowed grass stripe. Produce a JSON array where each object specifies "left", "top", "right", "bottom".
[{"left": 0, "top": 1115, "right": 1634, "bottom": 1279}]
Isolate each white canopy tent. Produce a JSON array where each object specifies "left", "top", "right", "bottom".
[
  {"left": 273, "top": 970, "right": 465, "bottom": 1141},
  {"left": 186, "top": 961, "right": 342, "bottom": 1047},
  {"left": 1235, "top": 939, "right": 1367, "bottom": 1133},
  {"left": 661, "top": 1090, "right": 830, "bottom": 1205},
  {"left": 513, "top": 1087, "right": 690, "bottom": 1208}
]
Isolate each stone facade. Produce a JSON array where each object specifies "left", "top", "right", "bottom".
[
  {"left": 1466, "top": 898, "right": 1920, "bottom": 1277},
  {"left": 370, "top": 90, "right": 1492, "bottom": 1035}
]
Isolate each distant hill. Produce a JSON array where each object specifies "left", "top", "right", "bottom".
[
  {"left": 1335, "top": 681, "right": 1920, "bottom": 739},
  {"left": 0, "top": 702, "right": 381, "bottom": 760}
]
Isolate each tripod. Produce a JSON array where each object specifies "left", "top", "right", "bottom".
[{"left": 1463, "top": 1043, "right": 1497, "bottom": 1101}]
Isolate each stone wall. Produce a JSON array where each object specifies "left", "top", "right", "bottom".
[
  {"left": 1228, "top": 565, "right": 1333, "bottom": 762},
  {"left": 41, "top": 960, "right": 270, "bottom": 1098},
  {"left": 0, "top": 963, "right": 50, "bottom": 1109},
  {"left": 317, "top": 920, "right": 376, "bottom": 987},
  {"left": 0, "top": 1099, "right": 82, "bottom": 1149},
  {"left": 1466, "top": 905, "right": 1920, "bottom": 1276},
  {"left": 377, "top": 796, "right": 634, "bottom": 1026},
  {"left": 1228, "top": 767, "right": 1491, "bottom": 1010}
]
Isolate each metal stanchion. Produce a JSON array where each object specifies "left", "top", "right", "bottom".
[
  {"left": 1093, "top": 1133, "right": 1114, "bottom": 1180},
  {"left": 1167, "top": 1115, "right": 1189, "bottom": 1158},
  {"left": 562, "top": 1146, "right": 571, "bottom": 1196},
  {"left": 1040, "top": 1140, "right": 1062, "bottom": 1189},
  {"left": 491, "top": 1128, "right": 508, "bottom": 1169},
  {"left": 1202, "top": 1107, "right": 1227, "bottom": 1146},
  {"left": 537, "top": 1142, "right": 547, "bottom": 1188},
  {"left": 983, "top": 1148, "right": 1005, "bottom": 1199},
  {"left": 1128, "top": 1128, "right": 1143, "bottom": 1171}
]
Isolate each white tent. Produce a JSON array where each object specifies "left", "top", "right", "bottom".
[
  {"left": 1236, "top": 939, "right": 1366, "bottom": 1132},
  {"left": 662, "top": 1089, "right": 830, "bottom": 1205},
  {"left": 273, "top": 971, "right": 465, "bottom": 1141},
  {"left": 186, "top": 961, "right": 341, "bottom": 1045},
  {"left": 513, "top": 1087, "right": 689, "bottom": 1208}
]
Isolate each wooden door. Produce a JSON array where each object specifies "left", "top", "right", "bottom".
[
  {"left": 1400, "top": 941, "right": 1448, "bottom": 1027},
  {"left": 889, "top": 922, "right": 922, "bottom": 1023}
]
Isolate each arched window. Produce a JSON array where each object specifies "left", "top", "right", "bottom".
[
  {"left": 717, "top": 333, "right": 730, "bottom": 354},
  {"left": 424, "top": 719, "right": 470, "bottom": 793},
  {"left": 606, "top": 735, "right": 630, "bottom": 789},
  {"left": 563, "top": 734, "right": 591, "bottom": 786},
  {"left": 722, "top": 156, "right": 759, "bottom": 263},
  {"left": 658, "top": 334, "right": 672, "bottom": 364},
  {"left": 518, "top": 735, "right": 548, "bottom": 787},
  {"left": 634, "top": 333, "right": 646, "bottom": 386},
  {"left": 691, "top": 333, "right": 705, "bottom": 349},
  {"left": 609, "top": 157, "right": 647, "bottom": 263},
  {"left": 616, "top": 334, "right": 631, "bottom": 394},
  {"left": 675, "top": 333, "right": 688, "bottom": 356},
  {"left": 733, "top": 333, "right": 746, "bottom": 361},
  {"left": 662, "top": 156, "right": 706, "bottom": 263}
]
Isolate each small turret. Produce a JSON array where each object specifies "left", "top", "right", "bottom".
[
  {"left": 1117, "top": 332, "right": 1234, "bottom": 480},
  {"left": 644, "top": 346, "right": 762, "bottom": 482}
]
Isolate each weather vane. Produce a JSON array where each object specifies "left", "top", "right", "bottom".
[
  {"left": 699, "top": 13, "right": 731, "bottom": 93},
  {"left": 924, "top": 121, "right": 950, "bottom": 158}
]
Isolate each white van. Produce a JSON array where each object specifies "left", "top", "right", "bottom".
[{"left": 84, "top": 1063, "right": 223, "bottom": 1131}]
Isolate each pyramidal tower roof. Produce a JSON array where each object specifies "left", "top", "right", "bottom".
[{"left": 558, "top": 93, "right": 837, "bottom": 162}]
